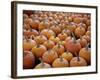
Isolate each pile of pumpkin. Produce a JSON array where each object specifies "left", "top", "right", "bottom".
[{"left": 23, "top": 11, "right": 91, "bottom": 69}]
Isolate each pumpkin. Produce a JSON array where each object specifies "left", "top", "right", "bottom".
[
  {"left": 34, "top": 35, "right": 47, "bottom": 44},
  {"left": 70, "top": 56, "right": 87, "bottom": 67},
  {"left": 35, "top": 58, "right": 51, "bottom": 69},
  {"left": 65, "top": 33, "right": 81, "bottom": 55},
  {"left": 42, "top": 50, "right": 58, "bottom": 64},
  {"left": 53, "top": 44, "right": 65, "bottom": 56},
  {"left": 23, "top": 51, "right": 35, "bottom": 69},
  {"left": 58, "top": 32, "right": 68, "bottom": 41},
  {"left": 66, "top": 22, "right": 76, "bottom": 32},
  {"left": 50, "top": 25, "right": 61, "bottom": 35},
  {"left": 79, "top": 44, "right": 91, "bottom": 64},
  {"left": 40, "top": 29, "right": 55, "bottom": 39},
  {"left": 52, "top": 57, "right": 69, "bottom": 67},
  {"left": 30, "top": 19, "right": 40, "bottom": 30},
  {"left": 38, "top": 20, "right": 50, "bottom": 31},
  {"left": 61, "top": 51, "right": 73, "bottom": 62},
  {"left": 74, "top": 26, "right": 86, "bottom": 38},
  {"left": 23, "top": 29, "right": 39, "bottom": 37},
  {"left": 49, "top": 36, "right": 60, "bottom": 44},
  {"left": 23, "top": 37, "right": 36, "bottom": 51},
  {"left": 77, "top": 37, "right": 87, "bottom": 48},
  {"left": 43, "top": 40, "right": 55, "bottom": 50},
  {"left": 31, "top": 45, "right": 47, "bottom": 58}
]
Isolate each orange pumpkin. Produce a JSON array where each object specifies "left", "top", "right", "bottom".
[
  {"left": 70, "top": 56, "right": 87, "bottom": 67},
  {"left": 75, "top": 26, "right": 86, "bottom": 38},
  {"left": 53, "top": 44, "right": 65, "bottom": 56},
  {"left": 31, "top": 45, "right": 47, "bottom": 58},
  {"left": 23, "top": 37, "right": 36, "bottom": 51},
  {"left": 52, "top": 57, "right": 69, "bottom": 67},
  {"left": 34, "top": 35, "right": 47, "bottom": 44},
  {"left": 43, "top": 40, "right": 55, "bottom": 50},
  {"left": 38, "top": 20, "right": 50, "bottom": 31},
  {"left": 66, "top": 22, "right": 76, "bottom": 32},
  {"left": 61, "top": 51, "right": 73, "bottom": 62},
  {"left": 58, "top": 32, "right": 68, "bottom": 41},
  {"left": 65, "top": 33, "right": 81, "bottom": 55},
  {"left": 42, "top": 50, "right": 58, "bottom": 64},
  {"left": 79, "top": 44, "right": 91, "bottom": 64},
  {"left": 77, "top": 37, "right": 87, "bottom": 48},
  {"left": 30, "top": 19, "right": 40, "bottom": 30},
  {"left": 50, "top": 25, "right": 61, "bottom": 35},
  {"left": 23, "top": 51, "right": 35, "bottom": 69},
  {"left": 40, "top": 29, "right": 55, "bottom": 39}
]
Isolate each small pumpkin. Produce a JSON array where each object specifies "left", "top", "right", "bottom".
[
  {"left": 52, "top": 56, "right": 69, "bottom": 67},
  {"left": 58, "top": 32, "right": 68, "bottom": 41},
  {"left": 43, "top": 40, "right": 55, "bottom": 50},
  {"left": 66, "top": 22, "right": 76, "bottom": 32},
  {"left": 34, "top": 35, "right": 47, "bottom": 44},
  {"left": 53, "top": 44, "right": 65, "bottom": 56},
  {"left": 79, "top": 44, "right": 91, "bottom": 64},
  {"left": 65, "top": 33, "right": 81, "bottom": 55},
  {"left": 42, "top": 50, "right": 58, "bottom": 64},
  {"left": 35, "top": 58, "right": 51, "bottom": 69},
  {"left": 38, "top": 20, "right": 50, "bottom": 31},
  {"left": 50, "top": 25, "right": 61, "bottom": 35},
  {"left": 30, "top": 19, "right": 40, "bottom": 30},
  {"left": 77, "top": 37, "right": 87, "bottom": 48},
  {"left": 31, "top": 45, "right": 47, "bottom": 58},
  {"left": 23, "top": 51, "right": 35, "bottom": 69},
  {"left": 40, "top": 29, "right": 55, "bottom": 39},
  {"left": 70, "top": 56, "right": 87, "bottom": 67},
  {"left": 74, "top": 26, "right": 86, "bottom": 38},
  {"left": 23, "top": 37, "right": 36, "bottom": 51},
  {"left": 61, "top": 51, "right": 73, "bottom": 62}
]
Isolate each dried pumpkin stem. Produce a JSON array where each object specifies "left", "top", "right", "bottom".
[
  {"left": 86, "top": 43, "right": 89, "bottom": 50},
  {"left": 39, "top": 58, "right": 44, "bottom": 67},
  {"left": 77, "top": 55, "right": 80, "bottom": 61},
  {"left": 72, "top": 32, "right": 76, "bottom": 43},
  {"left": 60, "top": 56, "right": 63, "bottom": 62}
]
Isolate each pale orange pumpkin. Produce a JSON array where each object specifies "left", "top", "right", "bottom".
[
  {"left": 52, "top": 56, "right": 69, "bottom": 67},
  {"left": 53, "top": 44, "right": 65, "bottom": 56},
  {"left": 42, "top": 50, "right": 58, "bottom": 64},
  {"left": 74, "top": 26, "right": 86, "bottom": 38},
  {"left": 70, "top": 56, "right": 87, "bottom": 67},
  {"left": 40, "top": 29, "right": 55, "bottom": 39},
  {"left": 43, "top": 40, "right": 55, "bottom": 50},
  {"left": 34, "top": 35, "right": 47, "bottom": 44},
  {"left": 23, "top": 37, "right": 36, "bottom": 51}
]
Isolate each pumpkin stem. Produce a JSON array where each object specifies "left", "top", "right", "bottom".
[
  {"left": 58, "top": 44, "right": 61, "bottom": 48},
  {"left": 25, "top": 36, "right": 29, "bottom": 42},
  {"left": 80, "top": 36, "right": 82, "bottom": 40},
  {"left": 39, "top": 58, "right": 44, "bottom": 67},
  {"left": 30, "top": 35, "right": 35, "bottom": 40},
  {"left": 77, "top": 55, "right": 80, "bottom": 61},
  {"left": 72, "top": 32, "right": 76, "bottom": 43},
  {"left": 66, "top": 50, "right": 69, "bottom": 54},
  {"left": 36, "top": 44, "right": 40, "bottom": 48},
  {"left": 86, "top": 43, "right": 89, "bottom": 50},
  {"left": 60, "top": 56, "right": 63, "bottom": 62}
]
